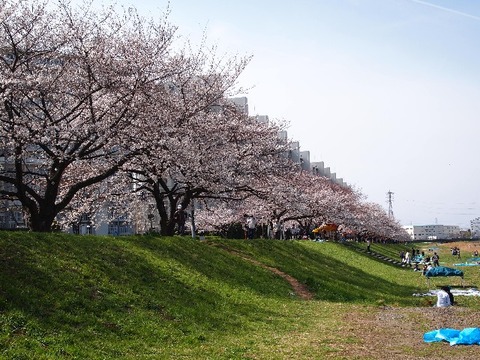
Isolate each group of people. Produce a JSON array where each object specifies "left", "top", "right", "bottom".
[
  {"left": 243, "top": 215, "right": 307, "bottom": 240},
  {"left": 401, "top": 248, "right": 441, "bottom": 271},
  {"left": 408, "top": 248, "right": 456, "bottom": 307},
  {"left": 450, "top": 246, "right": 461, "bottom": 258},
  {"left": 399, "top": 248, "right": 424, "bottom": 265},
  {"left": 270, "top": 221, "right": 304, "bottom": 240},
  {"left": 403, "top": 248, "right": 455, "bottom": 307}
]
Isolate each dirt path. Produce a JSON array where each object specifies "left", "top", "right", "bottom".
[
  {"left": 242, "top": 256, "right": 314, "bottom": 300},
  {"left": 203, "top": 241, "right": 314, "bottom": 300}
]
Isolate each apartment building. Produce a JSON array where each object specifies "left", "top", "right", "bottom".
[
  {"left": 403, "top": 224, "right": 461, "bottom": 240},
  {"left": 471, "top": 217, "right": 480, "bottom": 239}
]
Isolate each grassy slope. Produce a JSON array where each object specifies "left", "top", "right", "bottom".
[{"left": 0, "top": 233, "right": 478, "bottom": 359}]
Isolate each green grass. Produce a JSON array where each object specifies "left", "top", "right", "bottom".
[
  {"left": 209, "top": 239, "right": 421, "bottom": 305},
  {"left": 1, "top": 232, "right": 479, "bottom": 359}
]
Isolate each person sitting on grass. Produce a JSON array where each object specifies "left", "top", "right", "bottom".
[
  {"left": 444, "top": 286, "right": 454, "bottom": 306},
  {"left": 436, "top": 286, "right": 452, "bottom": 308}
]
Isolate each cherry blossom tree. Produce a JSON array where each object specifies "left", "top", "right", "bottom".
[
  {"left": 195, "top": 168, "right": 408, "bottom": 242},
  {"left": 348, "top": 201, "right": 409, "bottom": 242},
  {"left": 121, "top": 97, "right": 292, "bottom": 236},
  {"left": 244, "top": 170, "right": 361, "bottom": 233},
  {"left": 194, "top": 169, "right": 349, "bottom": 237},
  {"left": 0, "top": 0, "right": 185, "bottom": 231},
  {"left": 0, "top": 1, "right": 412, "bottom": 238}
]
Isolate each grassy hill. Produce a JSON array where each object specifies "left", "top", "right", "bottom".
[{"left": 1, "top": 232, "right": 479, "bottom": 359}]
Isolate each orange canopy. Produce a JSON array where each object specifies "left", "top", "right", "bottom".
[{"left": 313, "top": 223, "right": 338, "bottom": 233}]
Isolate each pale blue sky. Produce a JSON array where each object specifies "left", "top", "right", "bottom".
[{"left": 93, "top": 0, "right": 480, "bottom": 228}]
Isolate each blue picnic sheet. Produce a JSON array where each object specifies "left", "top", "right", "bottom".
[{"left": 424, "top": 328, "right": 480, "bottom": 345}]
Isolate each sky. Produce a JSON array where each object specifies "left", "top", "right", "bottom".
[{"left": 88, "top": 0, "right": 480, "bottom": 229}]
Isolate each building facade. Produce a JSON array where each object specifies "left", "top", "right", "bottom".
[
  {"left": 403, "top": 224, "right": 461, "bottom": 240},
  {"left": 471, "top": 217, "right": 480, "bottom": 239}
]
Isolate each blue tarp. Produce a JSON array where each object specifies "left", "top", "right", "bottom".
[
  {"left": 424, "top": 328, "right": 480, "bottom": 345},
  {"left": 425, "top": 266, "right": 464, "bottom": 278},
  {"left": 454, "top": 263, "right": 480, "bottom": 267},
  {"left": 454, "top": 257, "right": 480, "bottom": 266}
]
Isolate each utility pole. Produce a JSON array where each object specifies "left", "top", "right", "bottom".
[{"left": 387, "top": 190, "right": 394, "bottom": 219}]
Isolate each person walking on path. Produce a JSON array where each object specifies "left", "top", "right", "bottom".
[{"left": 173, "top": 205, "right": 187, "bottom": 235}]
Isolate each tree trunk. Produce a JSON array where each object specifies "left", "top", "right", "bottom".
[
  {"left": 152, "top": 185, "right": 177, "bottom": 236},
  {"left": 28, "top": 211, "right": 56, "bottom": 232}
]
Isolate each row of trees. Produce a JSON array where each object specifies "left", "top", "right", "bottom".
[{"left": 0, "top": 0, "right": 408, "bottom": 240}]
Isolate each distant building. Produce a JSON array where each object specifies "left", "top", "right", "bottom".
[
  {"left": 471, "top": 217, "right": 480, "bottom": 239},
  {"left": 403, "top": 224, "right": 461, "bottom": 240},
  {"left": 310, "top": 161, "right": 346, "bottom": 187},
  {"left": 288, "top": 141, "right": 301, "bottom": 163},
  {"left": 254, "top": 114, "right": 269, "bottom": 125},
  {"left": 300, "top": 151, "right": 310, "bottom": 171},
  {"left": 230, "top": 96, "right": 249, "bottom": 115}
]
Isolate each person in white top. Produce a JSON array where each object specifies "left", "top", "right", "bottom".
[
  {"left": 245, "top": 215, "right": 257, "bottom": 239},
  {"left": 436, "top": 286, "right": 452, "bottom": 307}
]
